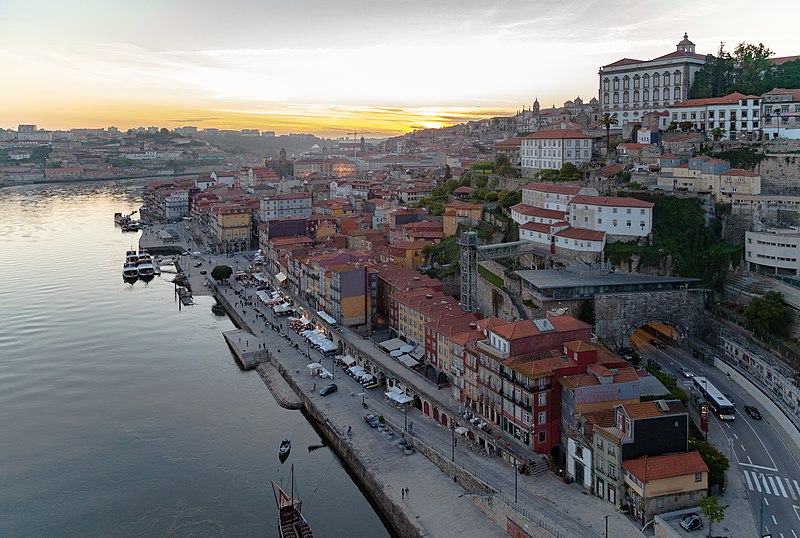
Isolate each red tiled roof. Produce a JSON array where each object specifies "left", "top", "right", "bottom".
[
  {"left": 623, "top": 451, "right": 708, "bottom": 482},
  {"left": 602, "top": 58, "right": 644, "bottom": 68},
  {"left": 490, "top": 316, "right": 590, "bottom": 340},
  {"left": 769, "top": 56, "right": 800, "bottom": 66},
  {"left": 569, "top": 195, "right": 654, "bottom": 208},
  {"left": 763, "top": 87, "right": 800, "bottom": 101},
  {"left": 618, "top": 143, "right": 648, "bottom": 150},
  {"left": 520, "top": 221, "right": 557, "bottom": 233},
  {"left": 522, "top": 183, "right": 582, "bottom": 195},
  {"left": 510, "top": 204, "right": 567, "bottom": 220},
  {"left": 494, "top": 137, "right": 523, "bottom": 149},
  {"left": 446, "top": 201, "right": 483, "bottom": 210},
  {"left": 670, "top": 92, "right": 760, "bottom": 108},
  {"left": 723, "top": 168, "right": 759, "bottom": 177},
  {"left": 555, "top": 228, "right": 605, "bottom": 241},
  {"left": 659, "top": 153, "right": 680, "bottom": 159},
  {"left": 522, "top": 129, "right": 591, "bottom": 140}
]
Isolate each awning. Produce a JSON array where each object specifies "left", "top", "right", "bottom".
[
  {"left": 396, "top": 354, "right": 419, "bottom": 368},
  {"left": 399, "top": 344, "right": 414, "bottom": 354},
  {"left": 378, "top": 338, "right": 405, "bottom": 352},
  {"left": 384, "top": 387, "right": 413, "bottom": 405},
  {"left": 276, "top": 272, "right": 287, "bottom": 283},
  {"left": 306, "top": 362, "right": 323, "bottom": 370},
  {"left": 390, "top": 350, "right": 403, "bottom": 357},
  {"left": 339, "top": 355, "right": 357, "bottom": 366},
  {"left": 454, "top": 426, "right": 469, "bottom": 435},
  {"left": 317, "top": 310, "right": 337, "bottom": 325}
]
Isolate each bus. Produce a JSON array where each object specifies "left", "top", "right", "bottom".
[{"left": 692, "top": 376, "right": 736, "bottom": 420}]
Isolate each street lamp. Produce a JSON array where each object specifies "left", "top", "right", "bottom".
[
  {"left": 759, "top": 475, "right": 765, "bottom": 534},
  {"left": 451, "top": 423, "right": 456, "bottom": 462},
  {"left": 403, "top": 404, "right": 408, "bottom": 433},
  {"left": 604, "top": 514, "right": 610, "bottom": 538}
]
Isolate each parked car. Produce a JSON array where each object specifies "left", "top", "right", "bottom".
[
  {"left": 363, "top": 413, "right": 379, "bottom": 428},
  {"left": 677, "top": 366, "right": 694, "bottom": 378},
  {"left": 319, "top": 383, "right": 338, "bottom": 396},
  {"left": 199, "top": 270, "right": 207, "bottom": 275},
  {"left": 744, "top": 405, "right": 762, "bottom": 420},
  {"left": 679, "top": 513, "right": 703, "bottom": 531},
  {"left": 193, "top": 262, "right": 202, "bottom": 268},
  {"left": 649, "top": 338, "right": 667, "bottom": 349}
]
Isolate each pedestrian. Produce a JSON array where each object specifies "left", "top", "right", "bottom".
[
  {"left": 401, "top": 489, "right": 404, "bottom": 499},
  {"left": 313, "top": 383, "right": 316, "bottom": 391},
  {"left": 347, "top": 425, "right": 352, "bottom": 436},
  {"left": 405, "top": 487, "right": 409, "bottom": 498}
]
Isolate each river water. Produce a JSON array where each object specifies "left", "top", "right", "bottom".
[{"left": 0, "top": 180, "right": 390, "bottom": 537}]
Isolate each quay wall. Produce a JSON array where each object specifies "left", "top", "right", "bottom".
[
  {"left": 213, "top": 287, "right": 425, "bottom": 538},
  {"left": 270, "top": 356, "right": 427, "bottom": 538}
]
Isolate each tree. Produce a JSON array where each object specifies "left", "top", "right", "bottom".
[
  {"left": 699, "top": 495, "right": 728, "bottom": 538},
  {"left": 733, "top": 42, "right": 773, "bottom": 95},
  {"left": 667, "top": 121, "right": 678, "bottom": 132},
  {"left": 211, "top": 265, "right": 233, "bottom": 281},
  {"left": 744, "top": 290, "right": 791, "bottom": 337},
  {"left": 598, "top": 113, "right": 618, "bottom": 157},
  {"left": 445, "top": 179, "right": 460, "bottom": 193},
  {"left": 679, "top": 121, "right": 693, "bottom": 132},
  {"left": 690, "top": 43, "right": 735, "bottom": 99},
  {"left": 688, "top": 437, "right": 730, "bottom": 489},
  {"left": 498, "top": 189, "right": 522, "bottom": 211},
  {"left": 443, "top": 164, "right": 452, "bottom": 181},
  {"left": 711, "top": 127, "right": 724, "bottom": 141},
  {"left": 494, "top": 152, "right": 510, "bottom": 170}
]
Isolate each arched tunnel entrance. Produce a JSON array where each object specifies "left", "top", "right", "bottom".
[{"left": 626, "top": 321, "right": 683, "bottom": 352}]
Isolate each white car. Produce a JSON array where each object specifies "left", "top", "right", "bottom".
[{"left": 677, "top": 366, "right": 694, "bottom": 378}]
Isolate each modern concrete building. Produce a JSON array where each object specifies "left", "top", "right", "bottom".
[{"left": 745, "top": 229, "right": 800, "bottom": 276}]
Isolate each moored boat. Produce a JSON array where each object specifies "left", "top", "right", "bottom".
[
  {"left": 279, "top": 438, "right": 292, "bottom": 458},
  {"left": 136, "top": 250, "right": 155, "bottom": 279},
  {"left": 123, "top": 264, "right": 139, "bottom": 281},
  {"left": 272, "top": 465, "right": 313, "bottom": 538}
]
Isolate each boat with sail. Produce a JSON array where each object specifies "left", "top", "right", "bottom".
[{"left": 271, "top": 465, "right": 314, "bottom": 538}]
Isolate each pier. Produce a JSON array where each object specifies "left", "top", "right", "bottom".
[
  {"left": 256, "top": 362, "right": 302, "bottom": 410},
  {"left": 222, "top": 329, "right": 268, "bottom": 370}
]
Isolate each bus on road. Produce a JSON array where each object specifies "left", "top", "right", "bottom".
[{"left": 692, "top": 376, "right": 736, "bottom": 420}]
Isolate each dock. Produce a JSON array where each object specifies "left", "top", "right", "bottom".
[
  {"left": 257, "top": 362, "right": 302, "bottom": 410},
  {"left": 222, "top": 329, "right": 268, "bottom": 370}
]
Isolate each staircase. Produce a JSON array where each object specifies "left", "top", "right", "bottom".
[{"left": 504, "top": 285, "right": 530, "bottom": 321}]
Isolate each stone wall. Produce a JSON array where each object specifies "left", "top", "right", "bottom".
[
  {"left": 475, "top": 265, "right": 519, "bottom": 321},
  {"left": 759, "top": 153, "right": 800, "bottom": 193},
  {"left": 594, "top": 289, "right": 708, "bottom": 348}
]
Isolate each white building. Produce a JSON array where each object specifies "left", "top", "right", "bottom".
[
  {"left": 164, "top": 190, "right": 189, "bottom": 220},
  {"left": 509, "top": 203, "right": 567, "bottom": 225},
  {"left": 745, "top": 229, "right": 800, "bottom": 276},
  {"left": 567, "top": 196, "right": 654, "bottom": 237},
  {"left": 762, "top": 88, "right": 800, "bottom": 140},
  {"left": 259, "top": 192, "right": 312, "bottom": 222},
  {"left": 520, "top": 129, "right": 593, "bottom": 176},
  {"left": 521, "top": 183, "right": 598, "bottom": 212},
  {"left": 519, "top": 221, "right": 606, "bottom": 254},
  {"left": 329, "top": 180, "right": 353, "bottom": 199},
  {"left": 598, "top": 33, "right": 706, "bottom": 125},
  {"left": 668, "top": 92, "right": 762, "bottom": 140}
]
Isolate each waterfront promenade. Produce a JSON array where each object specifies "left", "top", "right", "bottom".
[{"left": 141, "top": 228, "right": 641, "bottom": 537}]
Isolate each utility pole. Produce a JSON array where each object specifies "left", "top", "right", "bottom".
[
  {"left": 604, "top": 514, "right": 610, "bottom": 538},
  {"left": 451, "top": 424, "right": 455, "bottom": 462}
]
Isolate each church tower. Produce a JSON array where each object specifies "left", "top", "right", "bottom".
[
  {"left": 532, "top": 98, "right": 540, "bottom": 114},
  {"left": 677, "top": 33, "right": 695, "bottom": 54}
]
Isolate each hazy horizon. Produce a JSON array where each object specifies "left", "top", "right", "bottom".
[{"left": 1, "top": 0, "right": 798, "bottom": 137}]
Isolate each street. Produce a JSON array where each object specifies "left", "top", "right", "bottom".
[{"left": 636, "top": 332, "right": 800, "bottom": 538}]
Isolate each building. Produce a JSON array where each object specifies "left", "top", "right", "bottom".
[
  {"left": 658, "top": 155, "right": 762, "bottom": 199},
  {"left": 745, "top": 229, "right": 800, "bottom": 276},
  {"left": 592, "top": 400, "right": 688, "bottom": 508},
  {"left": 443, "top": 201, "right": 484, "bottom": 237},
  {"left": 259, "top": 192, "right": 312, "bottom": 222},
  {"left": 519, "top": 129, "right": 593, "bottom": 176},
  {"left": 567, "top": 195, "right": 653, "bottom": 238},
  {"left": 599, "top": 34, "right": 707, "bottom": 125},
  {"left": 212, "top": 204, "right": 251, "bottom": 254},
  {"left": 494, "top": 137, "right": 523, "bottom": 167},
  {"left": 521, "top": 183, "right": 597, "bottom": 212},
  {"left": 762, "top": 88, "right": 800, "bottom": 139},
  {"left": 381, "top": 240, "right": 430, "bottom": 270},
  {"left": 623, "top": 451, "right": 708, "bottom": 524},
  {"left": 667, "top": 92, "right": 762, "bottom": 141}
]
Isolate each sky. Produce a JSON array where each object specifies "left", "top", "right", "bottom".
[{"left": 1, "top": 0, "right": 798, "bottom": 137}]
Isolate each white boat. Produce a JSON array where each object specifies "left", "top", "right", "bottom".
[{"left": 123, "top": 264, "right": 139, "bottom": 281}]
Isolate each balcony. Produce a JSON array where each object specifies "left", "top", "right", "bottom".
[{"left": 477, "top": 340, "right": 509, "bottom": 360}]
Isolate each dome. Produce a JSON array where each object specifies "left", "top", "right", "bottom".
[{"left": 677, "top": 32, "right": 696, "bottom": 53}]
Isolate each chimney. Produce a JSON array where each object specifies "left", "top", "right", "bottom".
[{"left": 469, "top": 321, "right": 478, "bottom": 330}]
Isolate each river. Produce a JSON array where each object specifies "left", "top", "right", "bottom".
[{"left": 0, "top": 180, "right": 390, "bottom": 537}]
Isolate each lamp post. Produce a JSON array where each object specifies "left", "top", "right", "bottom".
[
  {"left": 759, "top": 475, "right": 765, "bottom": 535},
  {"left": 604, "top": 514, "right": 610, "bottom": 538},
  {"left": 404, "top": 404, "right": 408, "bottom": 432},
  {"left": 451, "top": 424, "right": 456, "bottom": 462}
]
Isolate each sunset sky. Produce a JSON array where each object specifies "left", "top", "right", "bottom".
[{"left": 1, "top": 0, "right": 798, "bottom": 136}]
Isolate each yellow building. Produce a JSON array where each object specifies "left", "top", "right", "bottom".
[
  {"left": 623, "top": 451, "right": 708, "bottom": 524},
  {"left": 213, "top": 205, "right": 251, "bottom": 254},
  {"left": 382, "top": 241, "right": 430, "bottom": 270},
  {"left": 443, "top": 201, "right": 484, "bottom": 237}
]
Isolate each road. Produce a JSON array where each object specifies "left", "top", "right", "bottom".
[{"left": 635, "top": 331, "right": 800, "bottom": 538}]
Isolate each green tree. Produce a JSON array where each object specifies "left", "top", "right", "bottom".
[
  {"left": 734, "top": 42, "right": 774, "bottom": 95},
  {"left": 498, "top": 189, "right": 522, "bottom": 211},
  {"left": 559, "top": 162, "right": 582, "bottom": 181},
  {"left": 443, "top": 164, "right": 452, "bottom": 181},
  {"left": 744, "top": 291, "right": 791, "bottom": 337},
  {"left": 679, "top": 121, "right": 693, "bottom": 132},
  {"left": 494, "top": 152, "right": 510, "bottom": 170},
  {"left": 484, "top": 191, "right": 498, "bottom": 202},
  {"left": 459, "top": 175, "right": 472, "bottom": 187},
  {"left": 711, "top": 127, "right": 724, "bottom": 141},
  {"left": 689, "top": 437, "right": 730, "bottom": 489},
  {"left": 474, "top": 175, "right": 488, "bottom": 189},
  {"left": 699, "top": 495, "right": 728, "bottom": 538},
  {"left": 598, "top": 112, "right": 618, "bottom": 157},
  {"left": 667, "top": 121, "right": 678, "bottom": 132},
  {"left": 773, "top": 58, "right": 800, "bottom": 89},
  {"left": 445, "top": 179, "right": 460, "bottom": 193},
  {"left": 690, "top": 43, "right": 735, "bottom": 98},
  {"left": 211, "top": 265, "right": 233, "bottom": 281}
]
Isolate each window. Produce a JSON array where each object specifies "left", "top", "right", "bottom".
[
  {"left": 538, "top": 393, "right": 546, "bottom": 406},
  {"left": 597, "top": 437, "right": 604, "bottom": 449},
  {"left": 608, "top": 463, "right": 617, "bottom": 479},
  {"left": 612, "top": 219, "right": 618, "bottom": 226},
  {"left": 597, "top": 218, "right": 602, "bottom": 224},
  {"left": 538, "top": 411, "right": 547, "bottom": 424},
  {"left": 695, "top": 472, "right": 702, "bottom": 482},
  {"left": 608, "top": 445, "right": 616, "bottom": 456},
  {"left": 626, "top": 220, "right": 631, "bottom": 227},
  {"left": 575, "top": 445, "right": 583, "bottom": 458},
  {"left": 640, "top": 221, "right": 645, "bottom": 227},
  {"left": 538, "top": 430, "right": 546, "bottom": 445}
]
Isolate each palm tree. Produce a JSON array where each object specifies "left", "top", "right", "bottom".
[{"left": 598, "top": 113, "right": 619, "bottom": 158}]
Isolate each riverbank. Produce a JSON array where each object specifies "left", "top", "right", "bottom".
[{"left": 0, "top": 172, "right": 198, "bottom": 190}]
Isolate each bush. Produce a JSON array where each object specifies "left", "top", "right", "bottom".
[{"left": 211, "top": 265, "right": 233, "bottom": 281}]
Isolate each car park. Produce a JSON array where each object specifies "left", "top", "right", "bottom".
[
  {"left": 319, "top": 383, "right": 338, "bottom": 396},
  {"left": 677, "top": 366, "right": 694, "bottom": 378},
  {"left": 744, "top": 405, "right": 762, "bottom": 419},
  {"left": 679, "top": 513, "right": 703, "bottom": 531}
]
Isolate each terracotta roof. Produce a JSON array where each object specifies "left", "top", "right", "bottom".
[
  {"left": 446, "top": 201, "right": 483, "bottom": 210},
  {"left": 510, "top": 203, "right": 567, "bottom": 220},
  {"left": 490, "top": 316, "right": 590, "bottom": 340},
  {"left": 651, "top": 50, "right": 706, "bottom": 61},
  {"left": 723, "top": 168, "right": 759, "bottom": 177},
  {"left": 623, "top": 451, "right": 708, "bottom": 482},
  {"left": 658, "top": 153, "right": 680, "bottom": 159},
  {"left": 618, "top": 143, "right": 649, "bottom": 150},
  {"left": 522, "top": 129, "right": 591, "bottom": 140},
  {"left": 522, "top": 183, "right": 583, "bottom": 195},
  {"left": 622, "top": 400, "right": 685, "bottom": 419},
  {"left": 670, "top": 92, "right": 760, "bottom": 108},
  {"left": 569, "top": 195, "right": 654, "bottom": 208},
  {"left": 769, "top": 56, "right": 800, "bottom": 66},
  {"left": 763, "top": 87, "right": 800, "bottom": 101},
  {"left": 602, "top": 58, "right": 644, "bottom": 69},
  {"left": 494, "top": 137, "right": 523, "bottom": 148},
  {"left": 555, "top": 227, "right": 605, "bottom": 241}
]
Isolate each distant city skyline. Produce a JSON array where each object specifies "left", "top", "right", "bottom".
[{"left": 1, "top": 0, "right": 797, "bottom": 136}]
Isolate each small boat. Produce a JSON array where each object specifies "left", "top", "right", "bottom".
[
  {"left": 272, "top": 465, "right": 314, "bottom": 538},
  {"left": 123, "top": 264, "right": 139, "bottom": 281},
  {"left": 279, "top": 439, "right": 292, "bottom": 458},
  {"left": 114, "top": 212, "right": 125, "bottom": 225},
  {"left": 137, "top": 251, "right": 155, "bottom": 279}
]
